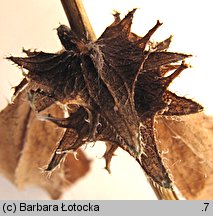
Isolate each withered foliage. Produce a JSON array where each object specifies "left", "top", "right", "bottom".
[
  {"left": 7, "top": 9, "right": 203, "bottom": 193},
  {"left": 156, "top": 114, "right": 213, "bottom": 199},
  {"left": 0, "top": 90, "right": 90, "bottom": 199}
]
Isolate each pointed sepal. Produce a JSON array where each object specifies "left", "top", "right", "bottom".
[
  {"left": 144, "top": 52, "right": 191, "bottom": 72},
  {"left": 155, "top": 35, "right": 173, "bottom": 51},
  {"left": 163, "top": 91, "right": 203, "bottom": 116},
  {"left": 103, "top": 142, "right": 118, "bottom": 173},
  {"left": 138, "top": 117, "right": 173, "bottom": 188}
]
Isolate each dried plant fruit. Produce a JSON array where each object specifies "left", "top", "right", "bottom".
[{"left": 7, "top": 9, "right": 203, "bottom": 193}]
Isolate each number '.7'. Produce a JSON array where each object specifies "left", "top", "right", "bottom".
[{"left": 204, "top": 203, "right": 209, "bottom": 211}]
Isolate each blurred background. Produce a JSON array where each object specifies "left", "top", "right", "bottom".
[{"left": 0, "top": 0, "right": 212, "bottom": 199}]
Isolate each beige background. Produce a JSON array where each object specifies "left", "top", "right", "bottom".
[{"left": 0, "top": 0, "right": 212, "bottom": 199}]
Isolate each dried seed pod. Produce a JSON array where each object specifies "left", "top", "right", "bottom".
[{"left": 7, "top": 9, "right": 203, "bottom": 193}]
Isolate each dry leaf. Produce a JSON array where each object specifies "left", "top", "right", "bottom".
[
  {"left": 0, "top": 90, "right": 90, "bottom": 199},
  {"left": 156, "top": 113, "right": 213, "bottom": 199}
]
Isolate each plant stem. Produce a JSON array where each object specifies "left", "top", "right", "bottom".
[{"left": 60, "top": 0, "right": 96, "bottom": 41}]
